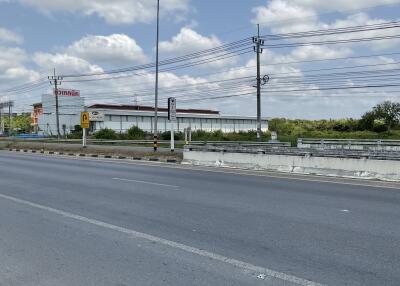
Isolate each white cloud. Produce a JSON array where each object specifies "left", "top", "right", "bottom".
[
  {"left": 290, "top": 45, "right": 353, "bottom": 61},
  {"left": 253, "top": 0, "right": 400, "bottom": 51},
  {"left": 0, "top": 45, "right": 41, "bottom": 106},
  {"left": 160, "top": 27, "right": 221, "bottom": 55},
  {"left": 287, "top": 0, "right": 400, "bottom": 11},
  {"left": 0, "top": 67, "right": 39, "bottom": 82},
  {"left": 252, "top": 0, "right": 316, "bottom": 28},
  {"left": 0, "top": 47, "right": 27, "bottom": 69},
  {"left": 66, "top": 34, "right": 147, "bottom": 67},
  {"left": 159, "top": 27, "right": 237, "bottom": 68},
  {"left": 0, "top": 27, "right": 23, "bottom": 44},
  {"left": 14, "top": 0, "right": 189, "bottom": 24},
  {"left": 0, "top": 46, "right": 39, "bottom": 87},
  {"left": 33, "top": 52, "right": 103, "bottom": 75},
  {"left": 249, "top": 1, "right": 400, "bottom": 119}
]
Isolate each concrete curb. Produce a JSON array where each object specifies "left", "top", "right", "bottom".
[{"left": 7, "top": 148, "right": 181, "bottom": 164}]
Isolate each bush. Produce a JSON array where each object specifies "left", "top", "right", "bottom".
[
  {"left": 372, "top": 120, "right": 388, "bottom": 133},
  {"left": 358, "top": 111, "right": 375, "bottom": 131},
  {"left": 188, "top": 130, "right": 269, "bottom": 142},
  {"left": 160, "top": 131, "right": 184, "bottom": 140},
  {"left": 127, "top": 126, "right": 146, "bottom": 139},
  {"left": 67, "top": 125, "right": 83, "bottom": 139},
  {"left": 94, "top": 128, "right": 118, "bottom": 140}
]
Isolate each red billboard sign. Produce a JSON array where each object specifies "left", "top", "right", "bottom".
[{"left": 54, "top": 89, "right": 80, "bottom": 97}]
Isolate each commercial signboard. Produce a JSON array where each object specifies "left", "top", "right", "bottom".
[
  {"left": 89, "top": 111, "right": 105, "bottom": 121},
  {"left": 168, "top": 97, "right": 177, "bottom": 121},
  {"left": 54, "top": 89, "right": 80, "bottom": 97}
]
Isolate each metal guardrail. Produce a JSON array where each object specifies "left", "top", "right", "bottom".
[
  {"left": 0, "top": 138, "right": 290, "bottom": 148},
  {"left": 298, "top": 138, "right": 400, "bottom": 146},
  {"left": 188, "top": 141, "right": 290, "bottom": 147},
  {"left": 0, "top": 138, "right": 172, "bottom": 144},
  {"left": 185, "top": 144, "right": 400, "bottom": 161},
  {"left": 297, "top": 138, "right": 400, "bottom": 152}
]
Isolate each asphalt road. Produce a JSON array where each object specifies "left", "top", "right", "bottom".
[{"left": 0, "top": 151, "right": 399, "bottom": 286}]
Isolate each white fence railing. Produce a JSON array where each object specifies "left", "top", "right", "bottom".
[{"left": 297, "top": 138, "right": 400, "bottom": 152}]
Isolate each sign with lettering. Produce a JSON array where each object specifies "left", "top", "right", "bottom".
[
  {"left": 54, "top": 89, "right": 80, "bottom": 97},
  {"left": 168, "top": 97, "right": 177, "bottom": 121}
]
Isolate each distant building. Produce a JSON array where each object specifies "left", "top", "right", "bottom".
[
  {"left": 31, "top": 103, "right": 43, "bottom": 133},
  {"left": 34, "top": 92, "right": 268, "bottom": 135},
  {"left": 37, "top": 91, "right": 84, "bottom": 136},
  {"left": 87, "top": 104, "right": 268, "bottom": 134}
]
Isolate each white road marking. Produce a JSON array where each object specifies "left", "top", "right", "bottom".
[
  {"left": 0, "top": 192, "right": 325, "bottom": 286},
  {"left": 340, "top": 209, "right": 350, "bottom": 213},
  {"left": 112, "top": 177, "right": 179, "bottom": 188}
]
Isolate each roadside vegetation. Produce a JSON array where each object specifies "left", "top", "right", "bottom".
[
  {"left": 3, "top": 101, "right": 400, "bottom": 147},
  {"left": 0, "top": 114, "right": 33, "bottom": 134},
  {"left": 269, "top": 101, "right": 400, "bottom": 145},
  {"left": 89, "top": 101, "right": 400, "bottom": 145}
]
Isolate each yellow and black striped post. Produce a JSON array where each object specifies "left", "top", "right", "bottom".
[{"left": 153, "top": 134, "right": 158, "bottom": 151}]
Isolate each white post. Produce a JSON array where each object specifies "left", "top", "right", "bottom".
[
  {"left": 170, "top": 121, "right": 175, "bottom": 152},
  {"left": 83, "top": 128, "right": 87, "bottom": 148},
  {"left": 184, "top": 128, "right": 188, "bottom": 144}
]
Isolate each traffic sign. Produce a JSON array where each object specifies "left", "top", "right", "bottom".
[
  {"left": 80, "top": 112, "right": 90, "bottom": 129},
  {"left": 168, "top": 97, "right": 177, "bottom": 121}
]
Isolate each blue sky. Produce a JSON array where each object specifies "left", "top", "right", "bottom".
[{"left": 0, "top": 0, "right": 400, "bottom": 118}]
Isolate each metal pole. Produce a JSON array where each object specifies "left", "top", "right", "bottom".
[
  {"left": 170, "top": 121, "right": 174, "bottom": 152},
  {"left": 153, "top": 0, "right": 160, "bottom": 151},
  {"left": 83, "top": 128, "right": 87, "bottom": 148},
  {"left": 8, "top": 105, "right": 11, "bottom": 135},
  {"left": 256, "top": 24, "right": 262, "bottom": 142},
  {"left": 0, "top": 105, "right": 2, "bottom": 134}
]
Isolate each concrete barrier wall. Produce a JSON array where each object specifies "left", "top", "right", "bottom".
[{"left": 183, "top": 150, "right": 400, "bottom": 181}]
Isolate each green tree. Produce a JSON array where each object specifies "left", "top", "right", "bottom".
[
  {"left": 358, "top": 111, "right": 376, "bottom": 131},
  {"left": 1, "top": 114, "right": 32, "bottom": 133},
  {"left": 372, "top": 101, "right": 400, "bottom": 131}
]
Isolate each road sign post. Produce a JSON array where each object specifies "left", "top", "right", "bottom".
[
  {"left": 168, "top": 98, "right": 177, "bottom": 152},
  {"left": 80, "top": 112, "right": 90, "bottom": 148},
  {"left": 82, "top": 128, "right": 87, "bottom": 148}
]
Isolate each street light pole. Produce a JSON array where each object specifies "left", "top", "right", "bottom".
[{"left": 153, "top": 0, "right": 160, "bottom": 151}]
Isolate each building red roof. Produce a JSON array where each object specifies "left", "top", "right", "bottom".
[{"left": 88, "top": 104, "right": 220, "bottom": 115}]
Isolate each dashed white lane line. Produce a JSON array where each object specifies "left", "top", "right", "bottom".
[
  {"left": 0, "top": 192, "right": 325, "bottom": 286},
  {"left": 112, "top": 177, "right": 179, "bottom": 188}
]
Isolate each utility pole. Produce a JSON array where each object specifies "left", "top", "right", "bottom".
[
  {"left": 0, "top": 104, "right": 2, "bottom": 134},
  {"left": 153, "top": 0, "right": 160, "bottom": 151},
  {"left": 8, "top": 104, "right": 12, "bottom": 134},
  {"left": 0, "top": 101, "right": 13, "bottom": 135},
  {"left": 253, "top": 24, "right": 265, "bottom": 142},
  {"left": 48, "top": 68, "right": 63, "bottom": 139}
]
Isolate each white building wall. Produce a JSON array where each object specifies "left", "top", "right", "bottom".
[
  {"left": 38, "top": 94, "right": 84, "bottom": 135},
  {"left": 89, "top": 109, "right": 268, "bottom": 134}
]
